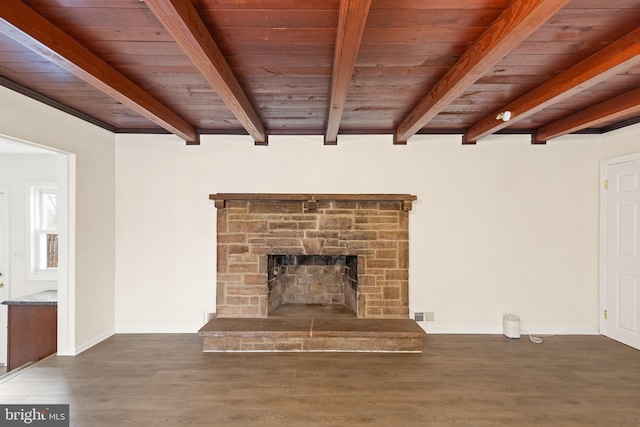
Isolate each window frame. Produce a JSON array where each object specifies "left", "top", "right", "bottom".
[{"left": 29, "top": 183, "right": 59, "bottom": 280}]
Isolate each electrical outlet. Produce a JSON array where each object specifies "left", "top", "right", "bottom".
[{"left": 414, "top": 312, "right": 424, "bottom": 322}]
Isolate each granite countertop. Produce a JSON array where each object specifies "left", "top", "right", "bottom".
[{"left": 1, "top": 290, "right": 58, "bottom": 306}]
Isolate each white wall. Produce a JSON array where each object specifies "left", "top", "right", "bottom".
[
  {"left": 0, "top": 86, "right": 116, "bottom": 354},
  {"left": 0, "top": 154, "right": 58, "bottom": 298},
  {"left": 4, "top": 80, "right": 634, "bottom": 339},
  {"left": 115, "top": 132, "right": 602, "bottom": 334},
  {"left": 600, "top": 124, "right": 640, "bottom": 159}
]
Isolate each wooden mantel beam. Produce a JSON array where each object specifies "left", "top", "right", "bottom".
[
  {"left": 534, "top": 86, "right": 640, "bottom": 143},
  {"left": 466, "top": 27, "right": 640, "bottom": 143},
  {"left": 146, "top": 0, "right": 267, "bottom": 144},
  {"left": 0, "top": 0, "right": 198, "bottom": 143},
  {"left": 394, "top": 0, "right": 569, "bottom": 144},
  {"left": 325, "top": 0, "right": 372, "bottom": 145},
  {"left": 209, "top": 193, "right": 417, "bottom": 210}
]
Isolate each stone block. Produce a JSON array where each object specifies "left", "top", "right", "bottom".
[
  {"left": 399, "top": 211, "right": 409, "bottom": 230},
  {"left": 398, "top": 241, "right": 409, "bottom": 269},
  {"left": 354, "top": 215, "right": 398, "bottom": 224},
  {"left": 226, "top": 296, "right": 254, "bottom": 306},
  {"left": 318, "top": 247, "right": 348, "bottom": 256},
  {"left": 305, "top": 231, "right": 340, "bottom": 239},
  {"left": 319, "top": 216, "right": 353, "bottom": 230},
  {"left": 240, "top": 305, "right": 261, "bottom": 317},
  {"left": 202, "top": 337, "right": 241, "bottom": 352},
  {"left": 357, "top": 286, "right": 382, "bottom": 295},
  {"left": 384, "top": 269, "right": 408, "bottom": 280},
  {"left": 217, "top": 233, "right": 247, "bottom": 244},
  {"left": 228, "top": 220, "right": 268, "bottom": 233},
  {"left": 216, "top": 305, "right": 241, "bottom": 317},
  {"left": 365, "top": 307, "right": 383, "bottom": 317},
  {"left": 369, "top": 240, "right": 398, "bottom": 249},
  {"left": 249, "top": 202, "right": 302, "bottom": 214},
  {"left": 217, "top": 245, "right": 228, "bottom": 272},
  {"left": 265, "top": 238, "right": 302, "bottom": 248},
  {"left": 228, "top": 245, "right": 249, "bottom": 254},
  {"left": 354, "top": 223, "right": 398, "bottom": 231},
  {"left": 217, "top": 273, "right": 243, "bottom": 282},
  {"left": 226, "top": 285, "right": 265, "bottom": 296},
  {"left": 229, "top": 263, "right": 259, "bottom": 273},
  {"left": 339, "top": 231, "right": 377, "bottom": 241},
  {"left": 376, "top": 249, "right": 398, "bottom": 259},
  {"left": 378, "top": 231, "right": 409, "bottom": 240},
  {"left": 366, "top": 259, "right": 397, "bottom": 269},
  {"left": 274, "top": 230, "right": 304, "bottom": 238},
  {"left": 297, "top": 221, "right": 318, "bottom": 230},
  {"left": 269, "top": 221, "right": 299, "bottom": 230},
  {"left": 382, "top": 306, "right": 409, "bottom": 316},
  {"left": 244, "top": 274, "right": 267, "bottom": 285},
  {"left": 383, "top": 287, "right": 401, "bottom": 300},
  {"left": 250, "top": 246, "right": 272, "bottom": 255},
  {"left": 302, "top": 238, "right": 325, "bottom": 254},
  {"left": 217, "top": 210, "right": 228, "bottom": 233}
]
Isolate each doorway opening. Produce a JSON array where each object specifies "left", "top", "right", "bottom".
[{"left": 0, "top": 135, "right": 74, "bottom": 370}]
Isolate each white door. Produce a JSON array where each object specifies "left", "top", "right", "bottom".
[
  {"left": 0, "top": 191, "right": 8, "bottom": 366},
  {"left": 605, "top": 159, "right": 640, "bottom": 350}
]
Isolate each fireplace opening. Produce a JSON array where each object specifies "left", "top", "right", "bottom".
[{"left": 267, "top": 255, "right": 358, "bottom": 318}]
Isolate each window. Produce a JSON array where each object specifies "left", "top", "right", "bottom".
[{"left": 31, "top": 185, "right": 58, "bottom": 277}]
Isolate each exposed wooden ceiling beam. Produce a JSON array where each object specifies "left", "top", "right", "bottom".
[
  {"left": 146, "top": 0, "right": 267, "bottom": 145},
  {"left": 393, "top": 0, "right": 570, "bottom": 144},
  {"left": 325, "top": 0, "right": 372, "bottom": 145},
  {"left": 466, "top": 27, "right": 640, "bottom": 143},
  {"left": 0, "top": 0, "right": 198, "bottom": 143},
  {"left": 534, "top": 86, "right": 640, "bottom": 143}
]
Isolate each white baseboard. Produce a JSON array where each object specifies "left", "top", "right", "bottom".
[
  {"left": 420, "top": 326, "right": 600, "bottom": 335},
  {"left": 67, "top": 330, "right": 115, "bottom": 356},
  {"left": 114, "top": 327, "right": 198, "bottom": 334}
]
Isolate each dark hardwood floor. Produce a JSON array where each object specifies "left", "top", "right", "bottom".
[{"left": 0, "top": 334, "right": 639, "bottom": 426}]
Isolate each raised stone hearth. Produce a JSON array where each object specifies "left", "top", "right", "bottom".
[
  {"left": 199, "top": 317, "right": 426, "bottom": 352},
  {"left": 200, "top": 193, "right": 425, "bottom": 352}
]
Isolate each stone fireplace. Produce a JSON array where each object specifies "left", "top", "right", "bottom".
[{"left": 211, "top": 193, "right": 416, "bottom": 320}]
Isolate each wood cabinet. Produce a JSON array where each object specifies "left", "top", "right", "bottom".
[{"left": 2, "top": 291, "right": 57, "bottom": 372}]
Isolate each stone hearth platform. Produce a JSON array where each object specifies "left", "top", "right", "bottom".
[{"left": 198, "top": 317, "right": 427, "bottom": 353}]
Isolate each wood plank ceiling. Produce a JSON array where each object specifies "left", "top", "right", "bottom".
[{"left": 0, "top": 0, "right": 639, "bottom": 145}]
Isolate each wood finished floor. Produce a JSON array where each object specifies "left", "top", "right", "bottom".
[{"left": 0, "top": 334, "right": 639, "bottom": 426}]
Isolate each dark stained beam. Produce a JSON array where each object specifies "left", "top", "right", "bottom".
[
  {"left": 0, "top": 0, "right": 198, "bottom": 143},
  {"left": 325, "top": 0, "right": 372, "bottom": 145},
  {"left": 146, "top": 0, "right": 267, "bottom": 144},
  {"left": 394, "top": 0, "right": 570, "bottom": 144},
  {"left": 466, "top": 27, "right": 640, "bottom": 143},
  {"left": 535, "top": 86, "right": 640, "bottom": 143}
]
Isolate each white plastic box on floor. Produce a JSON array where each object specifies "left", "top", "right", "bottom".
[{"left": 503, "top": 314, "right": 521, "bottom": 339}]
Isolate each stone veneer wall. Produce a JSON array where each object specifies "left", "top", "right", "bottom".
[{"left": 215, "top": 199, "right": 411, "bottom": 319}]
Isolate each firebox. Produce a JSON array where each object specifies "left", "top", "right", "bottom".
[{"left": 267, "top": 255, "right": 358, "bottom": 316}]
